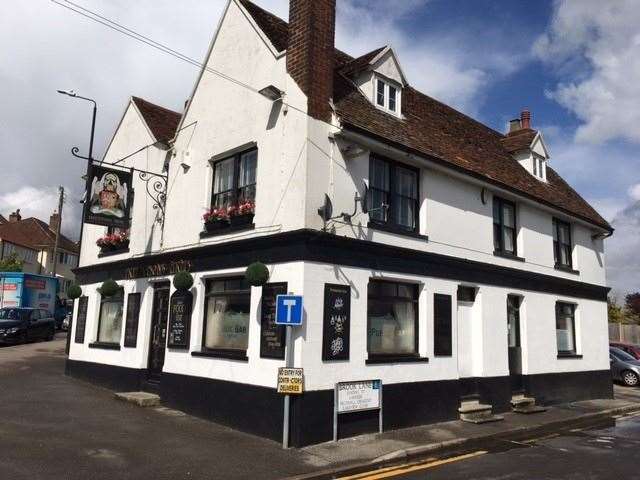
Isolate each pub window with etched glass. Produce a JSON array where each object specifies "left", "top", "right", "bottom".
[
  {"left": 97, "top": 288, "right": 124, "bottom": 344},
  {"left": 212, "top": 148, "right": 257, "bottom": 209},
  {"left": 369, "top": 154, "right": 419, "bottom": 233},
  {"left": 556, "top": 302, "right": 577, "bottom": 355},
  {"left": 203, "top": 278, "right": 251, "bottom": 354},
  {"left": 493, "top": 196, "right": 517, "bottom": 256},
  {"left": 367, "top": 280, "right": 419, "bottom": 358},
  {"left": 553, "top": 218, "right": 573, "bottom": 269}
]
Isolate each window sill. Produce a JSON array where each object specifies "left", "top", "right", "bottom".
[
  {"left": 555, "top": 264, "right": 580, "bottom": 275},
  {"left": 88, "top": 342, "right": 121, "bottom": 350},
  {"left": 98, "top": 248, "right": 130, "bottom": 258},
  {"left": 557, "top": 353, "right": 582, "bottom": 359},
  {"left": 191, "top": 349, "right": 249, "bottom": 361},
  {"left": 367, "top": 222, "right": 428, "bottom": 241},
  {"left": 199, "top": 223, "right": 255, "bottom": 239},
  {"left": 366, "top": 355, "right": 429, "bottom": 365},
  {"left": 493, "top": 250, "right": 526, "bottom": 262}
]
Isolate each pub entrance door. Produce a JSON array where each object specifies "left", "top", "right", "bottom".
[
  {"left": 147, "top": 283, "right": 170, "bottom": 384},
  {"left": 507, "top": 295, "right": 523, "bottom": 392}
]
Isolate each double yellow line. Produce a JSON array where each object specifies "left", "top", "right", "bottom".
[{"left": 338, "top": 451, "right": 487, "bottom": 480}]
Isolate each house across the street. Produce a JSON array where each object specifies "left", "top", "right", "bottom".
[{"left": 67, "top": 0, "right": 613, "bottom": 447}]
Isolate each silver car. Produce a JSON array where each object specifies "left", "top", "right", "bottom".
[{"left": 610, "top": 347, "right": 640, "bottom": 386}]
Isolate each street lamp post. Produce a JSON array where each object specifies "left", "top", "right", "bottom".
[{"left": 57, "top": 89, "right": 96, "bottom": 355}]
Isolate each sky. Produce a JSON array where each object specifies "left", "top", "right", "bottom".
[{"left": 1, "top": 0, "right": 639, "bottom": 297}]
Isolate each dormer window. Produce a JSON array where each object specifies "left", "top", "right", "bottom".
[
  {"left": 374, "top": 77, "right": 400, "bottom": 116},
  {"left": 533, "top": 154, "right": 546, "bottom": 180}
]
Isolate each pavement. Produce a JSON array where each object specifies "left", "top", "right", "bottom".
[{"left": 1, "top": 337, "right": 639, "bottom": 480}]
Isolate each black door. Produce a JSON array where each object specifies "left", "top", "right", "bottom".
[
  {"left": 147, "top": 284, "right": 170, "bottom": 381},
  {"left": 507, "top": 295, "right": 523, "bottom": 392}
]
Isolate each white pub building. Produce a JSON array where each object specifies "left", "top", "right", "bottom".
[{"left": 68, "top": 0, "right": 614, "bottom": 446}]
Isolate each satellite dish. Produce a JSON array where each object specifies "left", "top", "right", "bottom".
[
  {"left": 360, "top": 180, "right": 369, "bottom": 214},
  {"left": 317, "top": 194, "right": 333, "bottom": 222}
]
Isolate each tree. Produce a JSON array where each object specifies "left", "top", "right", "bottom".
[
  {"left": 608, "top": 296, "right": 625, "bottom": 324},
  {"left": 625, "top": 292, "right": 640, "bottom": 318},
  {"left": 0, "top": 253, "right": 23, "bottom": 272}
]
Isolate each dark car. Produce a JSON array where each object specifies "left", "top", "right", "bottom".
[
  {"left": 610, "top": 347, "right": 640, "bottom": 387},
  {"left": 610, "top": 342, "right": 640, "bottom": 360},
  {"left": 0, "top": 308, "right": 56, "bottom": 345}
]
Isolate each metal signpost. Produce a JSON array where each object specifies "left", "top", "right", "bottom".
[
  {"left": 334, "top": 380, "right": 383, "bottom": 441},
  {"left": 275, "top": 294, "right": 304, "bottom": 449}
]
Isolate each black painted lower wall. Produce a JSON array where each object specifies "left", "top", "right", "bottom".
[{"left": 65, "top": 359, "right": 613, "bottom": 447}]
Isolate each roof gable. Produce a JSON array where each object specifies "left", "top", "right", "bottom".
[
  {"left": 131, "top": 96, "right": 181, "bottom": 145},
  {"left": 0, "top": 218, "right": 78, "bottom": 254}
]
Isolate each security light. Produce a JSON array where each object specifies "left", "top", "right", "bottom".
[
  {"left": 258, "top": 85, "right": 283, "bottom": 102},
  {"left": 57, "top": 89, "right": 77, "bottom": 97}
]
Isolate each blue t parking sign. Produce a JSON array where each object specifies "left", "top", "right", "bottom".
[{"left": 275, "top": 295, "right": 303, "bottom": 326}]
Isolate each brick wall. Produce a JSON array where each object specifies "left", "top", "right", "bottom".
[{"left": 286, "top": 0, "right": 335, "bottom": 122}]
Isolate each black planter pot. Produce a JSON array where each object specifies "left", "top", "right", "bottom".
[
  {"left": 204, "top": 219, "right": 230, "bottom": 233},
  {"left": 230, "top": 214, "right": 254, "bottom": 227},
  {"left": 99, "top": 241, "right": 129, "bottom": 255}
]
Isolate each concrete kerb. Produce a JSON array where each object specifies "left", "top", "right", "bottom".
[{"left": 284, "top": 403, "right": 640, "bottom": 480}]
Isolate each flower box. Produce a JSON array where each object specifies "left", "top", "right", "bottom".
[
  {"left": 204, "top": 219, "right": 230, "bottom": 233},
  {"left": 230, "top": 213, "right": 254, "bottom": 227},
  {"left": 96, "top": 231, "right": 129, "bottom": 255}
]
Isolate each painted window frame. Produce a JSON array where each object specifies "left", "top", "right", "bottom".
[
  {"left": 493, "top": 196, "right": 518, "bottom": 257},
  {"left": 553, "top": 218, "right": 573, "bottom": 269},
  {"left": 556, "top": 302, "right": 577, "bottom": 356},
  {"left": 201, "top": 277, "right": 252, "bottom": 359},
  {"left": 368, "top": 154, "right": 420, "bottom": 234},
  {"left": 366, "top": 279, "right": 420, "bottom": 362},
  {"left": 210, "top": 147, "right": 258, "bottom": 210},
  {"left": 507, "top": 294, "right": 521, "bottom": 348},
  {"left": 96, "top": 287, "right": 124, "bottom": 345},
  {"left": 374, "top": 75, "right": 402, "bottom": 116}
]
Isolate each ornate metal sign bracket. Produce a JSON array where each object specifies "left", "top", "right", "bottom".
[{"left": 137, "top": 169, "right": 168, "bottom": 223}]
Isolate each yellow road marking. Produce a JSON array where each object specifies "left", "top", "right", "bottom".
[
  {"left": 521, "top": 433, "right": 559, "bottom": 444},
  {"left": 338, "top": 451, "right": 487, "bottom": 480}
]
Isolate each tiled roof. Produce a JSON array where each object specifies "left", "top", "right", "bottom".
[
  {"left": 501, "top": 129, "right": 538, "bottom": 153},
  {"left": 0, "top": 218, "right": 79, "bottom": 254},
  {"left": 340, "top": 47, "right": 386, "bottom": 77},
  {"left": 238, "top": 0, "right": 610, "bottom": 231},
  {"left": 131, "top": 96, "right": 181, "bottom": 144}
]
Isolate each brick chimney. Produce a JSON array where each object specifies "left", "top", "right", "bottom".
[
  {"left": 9, "top": 209, "right": 21, "bottom": 223},
  {"left": 49, "top": 212, "right": 60, "bottom": 233},
  {"left": 286, "top": 0, "right": 336, "bottom": 122},
  {"left": 521, "top": 109, "right": 531, "bottom": 130}
]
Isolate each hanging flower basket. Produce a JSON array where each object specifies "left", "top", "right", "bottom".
[
  {"left": 245, "top": 261, "right": 269, "bottom": 287},
  {"left": 96, "top": 230, "right": 129, "bottom": 253},
  {"left": 173, "top": 270, "right": 194, "bottom": 291},
  {"left": 67, "top": 284, "right": 82, "bottom": 300},
  {"left": 99, "top": 279, "right": 119, "bottom": 297}
]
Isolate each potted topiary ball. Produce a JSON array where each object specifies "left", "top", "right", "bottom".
[
  {"left": 99, "top": 279, "right": 119, "bottom": 297},
  {"left": 173, "top": 270, "right": 194, "bottom": 291},
  {"left": 67, "top": 284, "right": 82, "bottom": 300},
  {"left": 245, "top": 261, "right": 269, "bottom": 287}
]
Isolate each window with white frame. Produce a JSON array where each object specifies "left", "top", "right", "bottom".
[
  {"left": 374, "top": 77, "right": 401, "bottom": 115},
  {"left": 556, "top": 302, "right": 577, "bottom": 355},
  {"left": 533, "top": 154, "right": 546, "bottom": 180}
]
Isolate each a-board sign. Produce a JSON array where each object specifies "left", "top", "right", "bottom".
[
  {"left": 260, "top": 283, "right": 287, "bottom": 359},
  {"left": 167, "top": 290, "right": 193, "bottom": 349},
  {"left": 277, "top": 367, "right": 304, "bottom": 394},
  {"left": 74, "top": 296, "right": 88, "bottom": 344},
  {"left": 123, "top": 292, "right": 141, "bottom": 348},
  {"left": 322, "top": 284, "right": 350, "bottom": 361},
  {"left": 336, "top": 380, "right": 382, "bottom": 413},
  {"left": 275, "top": 295, "right": 303, "bottom": 326}
]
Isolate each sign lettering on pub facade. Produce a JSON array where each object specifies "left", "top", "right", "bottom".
[
  {"left": 322, "top": 284, "right": 351, "bottom": 361},
  {"left": 125, "top": 259, "right": 194, "bottom": 281},
  {"left": 260, "top": 283, "right": 287, "bottom": 359},
  {"left": 84, "top": 164, "right": 132, "bottom": 228},
  {"left": 167, "top": 290, "right": 193, "bottom": 349}
]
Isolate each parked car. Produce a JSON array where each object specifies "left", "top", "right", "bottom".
[
  {"left": 0, "top": 307, "right": 56, "bottom": 345},
  {"left": 610, "top": 342, "right": 640, "bottom": 360},
  {"left": 610, "top": 347, "right": 640, "bottom": 386}
]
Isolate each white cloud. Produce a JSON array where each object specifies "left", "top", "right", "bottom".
[
  {"left": 628, "top": 183, "right": 640, "bottom": 201},
  {"left": 607, "top": 201, "right": 640, "bottom": 296},
  {"left": 534, "top": 0, "right": 640, "bottom": 144}
]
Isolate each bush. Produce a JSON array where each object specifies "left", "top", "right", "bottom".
[
  {"left": 173, "top": 270, "right": 194, "bottom": 291},
  {"left": 67, "top": 284, "right": 82, "bottom": 299},
  {"left": 245, "top": 261, "right": 269, "bottom": 286},
  {"left": 99, "top": 279, "right": 119, "bottom": 297}
]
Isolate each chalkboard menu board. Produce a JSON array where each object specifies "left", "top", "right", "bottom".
[
  {"left": 123, "top": 292, "right": 141, "bottom": 348},
  {"left": 167, "top": 290, "right": 193, "bottom": 349},
  {"left": 260, "top": 283, "right": 287, "bottom": 359},
  {"left": 322, "top": 284, "right": 350, "bottom": 361},
  {"left": 74, "top": 296, "right": 88, "bottom": 344}
]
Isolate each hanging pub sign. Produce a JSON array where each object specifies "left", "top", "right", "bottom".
[
  {"left": 260, "top": 283, "right": 287, "bottom": 359},
  {"left": 167, "top": 290, "right": 193, "bottom": 349},
  {"left": 322, "top": 284, "right": 351, "bottom": 361},
  {"left": 84, "top": 164, "right": 132, "bottom": 228}
]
